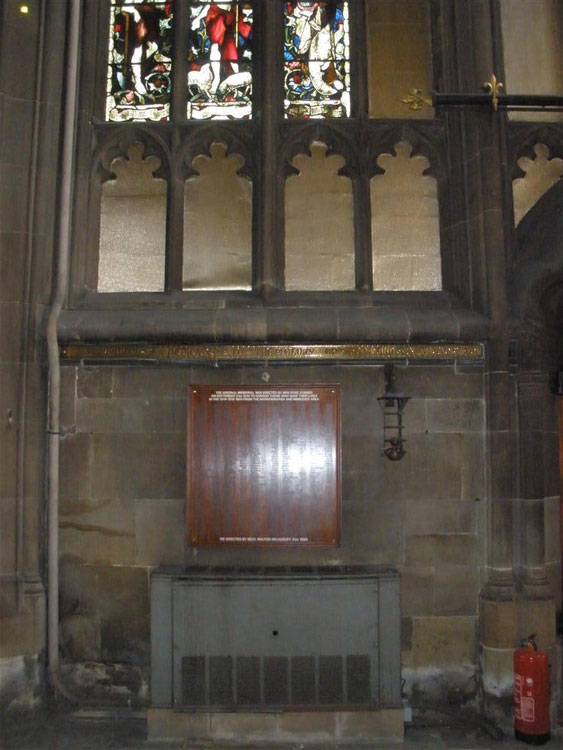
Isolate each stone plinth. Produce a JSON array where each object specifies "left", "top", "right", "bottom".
[{"left": 147, "top": 708, "right": 404, "bottom": 745}]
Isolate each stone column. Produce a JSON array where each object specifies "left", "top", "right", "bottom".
[
  {"left": 456, "top": 0, "right": 521, "bottom": 719},
  {"left": 515, "top": 357, "right": 558, "bottom": 719}
]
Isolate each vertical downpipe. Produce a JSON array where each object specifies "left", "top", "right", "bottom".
[{"left": 46, "top": 0, "right": 81, "bottom": 684}]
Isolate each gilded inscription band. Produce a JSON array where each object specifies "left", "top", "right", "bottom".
[{"left": 60, "top": 342, "right": 483, "bottom": 362}]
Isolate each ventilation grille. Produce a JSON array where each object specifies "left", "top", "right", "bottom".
[{"left": 182, "top": 654, "right": 373, "bottom": 709}]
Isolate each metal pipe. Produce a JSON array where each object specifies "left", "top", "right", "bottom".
[
  {"left": 433, "top": 92, "right": 563, "bottom": 110},
  {"left": 46, "top": 0, "right": 81, "bottom": 683}
]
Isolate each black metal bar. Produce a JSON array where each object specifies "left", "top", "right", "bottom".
[{"left": 433, "top": 92, "right": 563, "bottom": 110}]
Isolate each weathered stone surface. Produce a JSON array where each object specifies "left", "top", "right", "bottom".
[
  {"left": 91, "top": 434, "right": 184, "bottom": 500},
  {"left": 59, "top": 366, "right": 77, "bottom": 432},
  {"left": 404, "top": 499, "right": 476, "bottom": 534},
  {"left": 519, "top": 598, "right": 556, "bottom": 647},
  {"left": 342, "top": 494, "right": 405, "bottom": 564},
  {"left": 0, "top": 500, "right": 16, "bottom": 573},
  {"left": 148, "top": 708, "right": 210, "bottom": 740},
  {"left": 59, "top": 559, "right": 150, "bottom": 665},
  {"left": 59, "top": 497, "right": 137, "bottom": 566},
  {"left": 479, "top": 598, "right": 519, "bottom": 649},
  {"left": 401, "top": 616, "right": 413, "bottom": 651},
  {"left": 59, "top": 433, "right": 92, "bottom": 501},
  {"left": 0, "top": 233, "right": 27, "bottom": 303},
  {"left": 134, "top": 499, "right": 185, "bottom": 566},
  {"left": 59, "top": 615, "right": 101, "bottom": 661},
  {"left": 111, "top": 367, "right": 186, "bottom": 398},
  {"left": 58, "top": 662, "right": 149, "bottom": 708},
  {"left": 0, "top": 580, "right": 18, "bottom": 619},
  {"left": 96, "top": 566, "right": 150, "bottom": 664},
  {"left": 76, "top": 367, "right": 113, "bottom": 399},
  {"left": 433, "top": 565, "right": 479, "bottom": 616},
  {"left": 480, "top": 646, "right": 514, "bottom": 697},
  {"left": 397, "top": 367, "right": 483, "bottom": 399},
  {"left": 411, "top": 616, "right": 477, "bottom": 667},
  {"left": 461, "top": 434, "right": 485, "bottom": 500},
  {"left": 406, "top": 533, "right": 477, "bottom": 567},
  {"left": 426, "top": 399, "right": 483, "bottom": 433},
  {"left": 400, "top": 568, "right": 434, "bottom": 616}
]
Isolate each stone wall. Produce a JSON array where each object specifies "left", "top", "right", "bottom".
[
  {"left": 57, "top": 361, "right": 485, "bottom": 705},
  {"left": 0, "top": 0, "right": 66, "bottom": 716}
]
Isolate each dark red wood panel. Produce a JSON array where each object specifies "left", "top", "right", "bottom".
[{"left": 187, "top": 385, "right": 340, "bottom": 546}]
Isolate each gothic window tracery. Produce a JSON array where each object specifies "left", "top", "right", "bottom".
[{"left": 80, "top": 0, "right": 443, "bottom": 297}]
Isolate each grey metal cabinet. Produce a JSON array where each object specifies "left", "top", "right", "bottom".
[{"left": 151, "top": 566, "right": 400, "bottom": 711}]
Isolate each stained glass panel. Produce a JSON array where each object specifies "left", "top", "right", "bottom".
[
  {"left": 283, "top": 1, "right": 350, "bottom": 118},
  {"left": 106, "top": 1, "right": 173, "bottom": 122},
  {"left": 187, "top": 2, "right": 254, "bottom": 120}
]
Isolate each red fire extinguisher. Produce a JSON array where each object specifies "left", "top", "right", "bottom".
[{"left": 514, "top": 635, "right": 550, "bottom": 745}]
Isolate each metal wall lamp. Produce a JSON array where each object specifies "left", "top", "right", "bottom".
[{"left": 377, "top": 364, "right": 410, "bottom": 461}]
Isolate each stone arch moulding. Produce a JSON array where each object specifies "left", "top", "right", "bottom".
[
  {"left": 77, "top": 127, "right": 172, "bottom": 296},
  {"left": 508, "top": 123, "right": 563, "bottom": 182},
  {"left": 280, "top": 122, "right": 361, "bottom": 180},
  {"left": 177, "top": 124, "right": 256, "bottom": 182},
  {"left": 366, "top": 122, "right": 445, "bottom": 182},
  {"left": 92, "top": 125, "right": 171, "bottom": 184}
]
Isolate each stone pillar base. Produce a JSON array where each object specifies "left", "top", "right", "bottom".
[{"left": 479, "top": 590, "right": 558, "bottom": 730}]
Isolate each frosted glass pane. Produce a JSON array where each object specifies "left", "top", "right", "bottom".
[
  {"left": 285, "top": 141, "right": 355, "bottom": 290},
  {"left": 371, "top": 141, "right": 441, "bottom": 291},
  {"left": 183, "top": 142, "right": 252, "bottom": 289},
  {"left": 98, "top": 143, "right": 166, "bottom": 292}
]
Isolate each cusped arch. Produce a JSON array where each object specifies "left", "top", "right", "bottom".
[
  {"left": 92, "top": 125, "right": 171, "bottom": 183},
  {"left": 177, "top": 124, "right": 255, "bottom": 180},
  {"left": 367, "top": 123, "right": 445, "bottom": 181},
  {"left": 280, "top": 121, "right": 361, "bottom": 179},
  {"left": 509, "top": 123, "right": 563, "bottom": 181}
]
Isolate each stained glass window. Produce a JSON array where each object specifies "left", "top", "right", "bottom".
[
  {"left": 187, "top": 1, "right": 254, "bottom": 120},
  {"left": 106, "top": 1, "right": 173, "bottom": 122},
  {"left": 283, "top": 1, "right": 350, "bottom": 118}
]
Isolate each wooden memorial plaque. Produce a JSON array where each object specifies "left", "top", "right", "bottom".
[{"left": 187, "top": 385, "right": 341, "bottom": 546}]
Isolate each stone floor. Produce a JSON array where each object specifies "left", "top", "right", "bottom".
[{"left": 1, "top": 711, "right": 562, "bottom": 750}]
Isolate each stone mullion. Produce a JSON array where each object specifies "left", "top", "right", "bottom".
[
  {"left": 257, "top": 0, "right": 283, "bottom": 296},
  {"left": 349, "top": 0, "right": 368, "bottom": 120},
  {"left": 165, "top": 130, "right": 184, "bottom": 292},
  {"left": 165, "top": 0, "right": 188, "bottom": 292},
  {"left": 354, "top": 136, "right": 373, "bottom": 292},
  {"left": 171, "top": 0, "right": 187, "bottom": 123}
]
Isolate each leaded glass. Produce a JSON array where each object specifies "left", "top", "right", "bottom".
[
  {"left": 106, "top": 1, "right": 173, "bottom": 122},
  {"left": 187, "top": 2, "right": 254, "bottom": 120},
  {"left": 283, "top": 1, "right": 350, "bottom": 118}
]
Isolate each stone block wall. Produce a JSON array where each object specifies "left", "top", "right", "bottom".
[{"left": 57, "top": 360, "right": 485, "bottom": 704}]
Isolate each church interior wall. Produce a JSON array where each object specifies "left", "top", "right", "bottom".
[
  {"left": 0, "top": 0, "right": 561, "bottom": 734},
  {"left": 54, "top": 360, "right": 486, "bottom": 707}
]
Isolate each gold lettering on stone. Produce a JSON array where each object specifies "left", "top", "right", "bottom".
[{"left": 60, "top": 342, "right": 484, "bottom": 362}]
